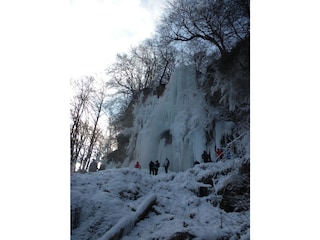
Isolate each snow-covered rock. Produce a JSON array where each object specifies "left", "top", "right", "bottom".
[{"left": 71, "top": 162, "right": 249, "bottom": 240}]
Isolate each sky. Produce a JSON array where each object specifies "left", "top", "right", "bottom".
[
  {"left": 69, "top": 0, "right": 166, "bottom": 78},
  {"left": 0, "top": 0, "right": 166, "bottom": 80}
]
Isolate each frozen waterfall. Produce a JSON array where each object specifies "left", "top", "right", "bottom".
[{"left": 132, "top": 66, "right": 210, "bottom": 172}]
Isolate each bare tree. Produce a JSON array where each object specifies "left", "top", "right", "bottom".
[
  {"left": 153, "top": 38, "right": 176, "bottom": 85},
  {"left": 82, "top": 85, "right": 107, "bottom": 171},
  {"left": 70, "top": 76, "right": 108, "bottom": 173},
  {"left": 70, "top": 76, "right": 94, "bottom": 172},
  {"left": 106, "top": 37, "right": 176, "bottom": 100},
  {"left": 158, "top": 0, "right": 250, "bottom": 57}
]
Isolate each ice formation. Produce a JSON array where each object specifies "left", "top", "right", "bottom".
[{"left": 129, "top": 66, "right": 215, "bottom": 172}]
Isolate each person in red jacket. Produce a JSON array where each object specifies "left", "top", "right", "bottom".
[
  {"left": 134, "top": 161, "right": 141, "bottom": 169},
  {"left": 215, "top": 146, "right": 224, "bottom": 160}
]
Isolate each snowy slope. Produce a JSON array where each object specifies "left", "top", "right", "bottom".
[{"left": 71, "top": 160, "right": 249, "bottom": 240}]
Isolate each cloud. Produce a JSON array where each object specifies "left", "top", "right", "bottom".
[
  {"left": 139, "top": 0, "right": 165, "bottom": 23},
  {"left": 68, "top": 0, "right": 164, "bottom": 78}
]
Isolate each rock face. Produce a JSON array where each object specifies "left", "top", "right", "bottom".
[
  {"left": 169, "top": 232, "right": 196, "bottom": 240},
  {"left": 88, "top": 161, "right": 98, "bottom": 172},
  {"left": 217, "top": 162, "right": 250, "bottom": 212},
  {"left": 198, "top": 174, "right": 214, "bottom": 197}
]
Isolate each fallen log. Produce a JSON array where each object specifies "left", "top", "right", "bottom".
[{"left": 98, "top": 193, "right": 157, "bottom": 240}]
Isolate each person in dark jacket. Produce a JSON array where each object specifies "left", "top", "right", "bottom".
[
  {"left": 201, "top": 150, "right": 209, "bottom": 163},
  {"left": 164, "top": 158, "right": 170, "bottom": 173},
  {"left": 154, "top": 160, "right": 160, "bottom": 175},
  {"left": 149, "top": 160, "right": 155, "bottom": 175}
]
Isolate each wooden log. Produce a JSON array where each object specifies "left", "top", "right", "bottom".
[{"left": 98, "top": 194, "right": 157, "bottom": 240}]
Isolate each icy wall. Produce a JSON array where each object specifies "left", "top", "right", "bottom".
[{"left": 129, "top": 66, "right": 212, "bottom": 172}]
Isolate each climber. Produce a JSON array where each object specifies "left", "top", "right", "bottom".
[{"left": 215, "top": 146, "right": 224, "bottom": 160}]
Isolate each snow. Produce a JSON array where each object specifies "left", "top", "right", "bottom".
[
  {"left": 71, "top": 161, "right": 249, "bottom": 240},
  {"left": 98, "top": 193, "right": 156, "bottom": 240}
]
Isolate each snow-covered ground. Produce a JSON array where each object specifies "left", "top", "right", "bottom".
[{"left": 71, "top": 160, "right": 249, "bottom": 240}]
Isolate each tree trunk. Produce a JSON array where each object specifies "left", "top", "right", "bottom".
[{"left": 83, "top": 96, "right": 104, "bottom": 170}]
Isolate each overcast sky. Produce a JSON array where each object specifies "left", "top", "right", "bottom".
[
  {"left": 69, "top": 0, "right": 165, "bottom": 78},
  {"left": 0, "top": 0, "right": 165, "bottom": 80}
]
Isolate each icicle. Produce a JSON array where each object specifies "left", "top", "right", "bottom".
[
  {"left": 129, "top": 65, "right": 210, "bottom": 172},
  {"left": 214, "top": 121, "right": 235, "bottom": 148}
]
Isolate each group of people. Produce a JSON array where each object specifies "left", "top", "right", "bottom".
[
  {"left": 135, "top": 146, "right": 224, "bottom": 172},
  {"left": 201, "top": 146, "right": 224, "bottom": 163},
  {"left": 149, "top": 160, "right": 160, "bottom": 175},
  {"left": 149, "top": 158, "right": 170, "bottom": 175},
  {"left": 134, "top": 158, "right": 170, "bottom": 175}
]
